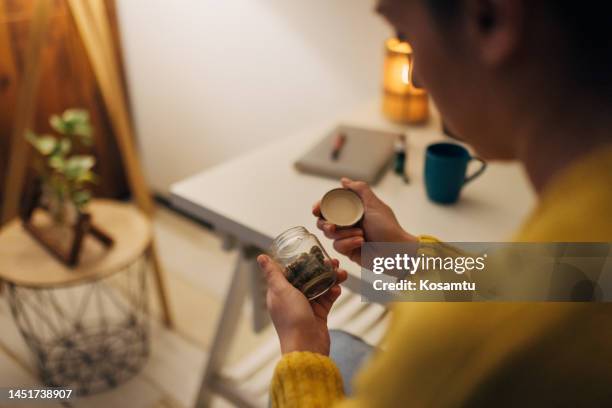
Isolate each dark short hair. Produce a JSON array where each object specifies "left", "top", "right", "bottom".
[{"left": 426, "top": 0, "right": 612, "bottom": 100}]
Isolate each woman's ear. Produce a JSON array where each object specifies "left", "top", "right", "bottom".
[{"left": 465, "top": 0, "right": 525, "bottom": 66}]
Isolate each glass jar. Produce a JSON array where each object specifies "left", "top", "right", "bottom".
[{"left": 270, "top": 226, "right": 337, "bottom": 300}]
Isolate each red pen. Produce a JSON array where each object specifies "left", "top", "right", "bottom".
[{"left": 331, "top": 133, "right": 346, "bottom": 161}]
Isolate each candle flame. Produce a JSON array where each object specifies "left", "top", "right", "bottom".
[{"left": 401, "top": 64, "right": 410, "bottom": 85}]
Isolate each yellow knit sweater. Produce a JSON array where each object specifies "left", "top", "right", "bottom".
[{"left": 270, "top": 146, "right": 612, "bottom": 407}]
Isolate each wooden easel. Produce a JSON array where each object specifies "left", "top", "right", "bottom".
[{"left": 0, "top": 0, "right": 174, "bottom": 328}]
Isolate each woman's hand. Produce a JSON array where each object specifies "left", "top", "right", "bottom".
[
  {"left": 313, "top": 177, "right": 417, "bottom": 266},
  {"left": 257, "top": 254, "right": 347, "bottom": 356}
]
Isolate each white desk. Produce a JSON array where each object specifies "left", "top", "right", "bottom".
[
  {"left": 170, "top": 100, "right": 535, "bottom": 407},
  {"left": 171, "top": 100, "right": 535, "bottom": 280}
]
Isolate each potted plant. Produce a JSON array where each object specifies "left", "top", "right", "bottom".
[
  {"left": 26, "top": 109, "right": 96, "bottom": 224},
  {"left": 22, "top": 109, "right": 112, "bottom": 266}
]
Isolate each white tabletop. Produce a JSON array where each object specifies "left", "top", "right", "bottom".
[{"left": 170, "top": 100, "right": 536, "bottom": 279}]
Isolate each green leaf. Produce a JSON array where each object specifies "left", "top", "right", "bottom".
[
  {"left": 50, "top": 115, "right": 66, "bottom": 135},
  {"left": 25, "top": 129, "right": 38, "bottom": 144},
  {"left": 48, "top": 108, "right": 94, "bottom": 140},
  {"left": 72, "top": 190, "right": 92, "bottom": 208},
  {"left": 74, "top": 122, "right": 93, "bottom": 141},
  {"left": 48, "top": 155, "right": 65, "bottom": 170},
  {"left": 76, "top": 170, "right": 96, "bottom": 184},
  {"left": 64, "top": 155, "right": 96, "bottom": 179},
  {"left": 58, "top": 138, "right": 72, "bottom": 155},
  {"left": 68, "top": 155, "right": 95, "bottom": 170},
  {"left": 51, "top": 109, "right": 94, "bottom": 141},
  {"left": 63, "top": 109, "right": 89, "bottom": 123},
  {"left": 28, "top": 134, "right": 57, "bottom": 155}
]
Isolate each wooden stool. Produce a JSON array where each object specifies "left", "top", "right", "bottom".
[{"left": 0, "top": 200, "right": 153, "bottom": 395}]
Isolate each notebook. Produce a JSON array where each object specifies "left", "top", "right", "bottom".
[{"left": 294, "top": 125, "right": 399, "bottom": 185}]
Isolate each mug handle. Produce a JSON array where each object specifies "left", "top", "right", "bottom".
[{"left": 464, "top": 157, "right": 487, "bottom": 185}]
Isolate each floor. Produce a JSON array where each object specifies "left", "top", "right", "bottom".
[{"left": 0, "top": 206, "right": 388, "bottom": 408}]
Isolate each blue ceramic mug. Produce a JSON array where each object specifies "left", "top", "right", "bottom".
[{"left": 424, "top": 142, "right": 487, "bottom": 204}]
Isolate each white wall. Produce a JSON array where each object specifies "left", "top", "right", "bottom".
[{"left": 116, "top": 0, "right": 390, "bottom": 193}]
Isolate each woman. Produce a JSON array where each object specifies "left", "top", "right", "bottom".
[{"left": 257, "top": 0, "right": 612, "bottom": 406}]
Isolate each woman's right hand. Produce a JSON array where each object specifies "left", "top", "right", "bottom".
[{"left": 313, "top": 177, "right": 417, "bottom": 266}]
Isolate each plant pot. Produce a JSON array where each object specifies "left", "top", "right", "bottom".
[{"left": 41, "top": 186, "right": 79, "bottom": 226}]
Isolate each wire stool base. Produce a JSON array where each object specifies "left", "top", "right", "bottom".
[{"left": 7, "top": 256, "right": 150, "bottom": 396}]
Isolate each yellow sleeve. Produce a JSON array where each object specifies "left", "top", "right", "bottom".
[
  {"left": 270, "top": 351, "right": 344, "bottom": 408},
  {"left": 417, "top": 234, "right": 464, "bottom": 256}
]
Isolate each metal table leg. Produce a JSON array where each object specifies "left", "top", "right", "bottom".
[{"left": 196, "top": 245, "right": 263, "bottom": 408}]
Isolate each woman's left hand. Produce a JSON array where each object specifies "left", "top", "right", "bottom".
[{"left": 257, "top": 254, "right": 347, "bottom": 356}]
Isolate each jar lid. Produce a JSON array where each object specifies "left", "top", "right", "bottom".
[{"left": 320, "top": 188, "right": 364, "bottom": 227}]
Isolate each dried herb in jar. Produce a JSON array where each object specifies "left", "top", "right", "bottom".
[
  {"left": 286, "top": 246, "right": 334, "bottom": 291},
  {"left": 270, "top": 226, "right": 338, "bottom": 300}
]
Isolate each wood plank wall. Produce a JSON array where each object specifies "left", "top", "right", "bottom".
[{"left": 0, "top": 0, "right": 130, "bottom": 222}]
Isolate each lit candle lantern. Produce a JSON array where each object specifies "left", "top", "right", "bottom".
[{"left": 382, "top": 38, "right": 429, "bottom": 124}]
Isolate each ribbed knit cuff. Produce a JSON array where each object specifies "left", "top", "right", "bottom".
[{"left": 270, "top": 351, "right": 344, "bottom": 408}]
